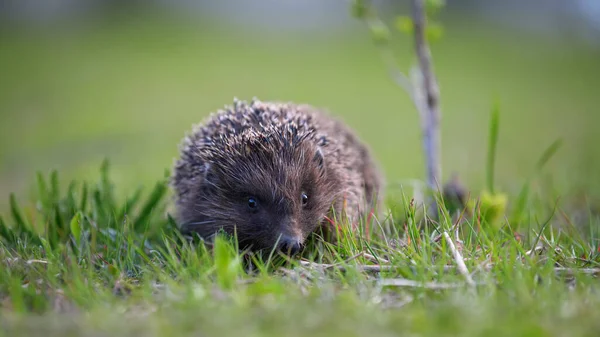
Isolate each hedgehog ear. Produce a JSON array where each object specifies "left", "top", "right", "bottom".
[{"left": 313, "top": 147, "right": 325, "bottom": 175}]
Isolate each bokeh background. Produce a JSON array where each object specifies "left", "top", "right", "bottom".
[{"left": 1, "top": 0, "right": 599, "bottom": 210}]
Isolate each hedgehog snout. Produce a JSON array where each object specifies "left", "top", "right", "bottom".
[{"left": 276, "top": 234, "right": 303, "bottom": 256}]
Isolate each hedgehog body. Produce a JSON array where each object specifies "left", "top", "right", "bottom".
[{"left": 171, "top": 98, "right": 384, "bottom": 255}]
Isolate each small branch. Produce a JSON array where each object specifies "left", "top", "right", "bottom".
[
  {"left": 351, "top": 0, "right": 443, "bottom": 217},
  {"left": 362, "top": 252, "right": 390, "bottom": 264},
  {"left": 379, "top": 278, "right": 480, "bottom": 290},
  {"left": 381, "top": 48, "right": 414, "bottom": 97},
  {"left": 411, "top": 0, "right": 443, "bottom": 217},
  {"left": 553, "top": 267, "right": 600, "bottom": 277},
  {"left": 360, "top": 7, "right": 414, "bottom": 97},
  {"left": 299, "top": 260, "right": 456, "bottom": 274},
  {"left": 442, "top": 232, "right": 476, "bottom": 288},
  {"left": 26, "top": 259, "right": 49, "bottom": 264},
  {"left": 298, "top": 260, "right": 599, "bottom": 280},
  {"left": 300, "top": 260, "right": 395, "bottom": 273}
]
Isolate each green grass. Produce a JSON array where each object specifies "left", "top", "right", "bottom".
[
  {"left": 1, "top": 12, "right": 600, "bottom": 337},
  {"left": 0, "top": 151, "right": 599, "bottom": 336},
  {"left": 1, "top": 105, "right": 599, "bottom": 335}
]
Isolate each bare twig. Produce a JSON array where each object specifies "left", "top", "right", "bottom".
[
  {"left": 355, "top": 0, "right": 414, "bottom": 97},
  {"left": 299, "top": 260, "right": 396, "bottom": 273},
  {"left": 298, "top": 259, "right": 599, "bottom": 280},
  {"left": 379, "top": 278, "right": 478, "bottom": 290},
  {"left": 299, "top": 260, "right": 456, "bottom": 274},
  {"left": 442, "top": 232, "right": 476, "bottom": 288},
  {"left": 299, "top": 251, "right": 389, "bottom": 270},
  {"left": 411, "top": 0, "right": 442, "bottom": 217},
  {"left": 553, "top": 267, "right": 600, "bottom": 277},
  {"left": 345, "top": 252, "right": 370, "bottom": 264},
  {"left": 26, "top": 259, "right": 49, "bottom": 264},
  {"left": 362, "top": 252, "right": 390, "bottom": 264},
  {"left": 380, "top": 48, "right": 414, "bottom": 97}
]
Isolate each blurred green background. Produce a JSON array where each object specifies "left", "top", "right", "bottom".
[{"left": 1, "top": 1, "right": 599, "bottom": 210}]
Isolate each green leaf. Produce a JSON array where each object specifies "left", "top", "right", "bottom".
[
  {"left": 350, "top": 0, "right": 368, "bottom": 19},
  {"left": 108, "top": 263, "right": 120, "bottom": 277},
  {"left": 70, "top": 211, "right": 82, "bottom": 248},
  {"left": 369, "top": 20, "right": 390, "bottom": 45},
  {"left": 395, "top": 16, "right": 413, "bottom": 35},
  {"left": 426, "top": 22, "right": 444, "bottom": 42},
  {"left": 426, "top": 0, "right": 446, "bottom": 17},
  {"left": 213, "top": 234, "right": 240, "bottom": 290},
  {"left": 477, "top": 190, "right": 508, "bottom": 233}
]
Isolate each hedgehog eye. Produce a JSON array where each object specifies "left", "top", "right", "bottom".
[
  {"left": 301, "top": 192, "right": 308, "bottom": 206},
  {"left": 247, "top": 197, "right": 258, "bottom": 210}
]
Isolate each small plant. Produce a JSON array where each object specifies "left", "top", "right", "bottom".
[
  {"left": 351, "top": 0, "right": 446, "bottom": 217},
  {"left": 466, "top": 102, "right": 509, "bottom": 236},
  {"left": 0, "top": 160, "right": 175, "bottom": 272}
]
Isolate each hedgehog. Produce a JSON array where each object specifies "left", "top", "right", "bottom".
[{"left": 170, "top": 98, "right": 384, "bottom": 256}]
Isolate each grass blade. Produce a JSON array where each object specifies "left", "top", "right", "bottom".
[
  {"left": 50, "top": 169, "right": 60, "bottom": 204},
  {"left": 70, "top": 211, "right": 82, "bottom": 248},
  {"left": 0, "top": 215, "right": 16, "bottom": 244},
  {"left": 79, "top": 182, "right": 88, "bottom": 213},
  {"left": 9, "top": 193, "right": 41, "bottom": 246},
  {"left": 117, "top": 186, "right": 144, "bottom": 222},
  {"left": 535, "top": 138, "right": 563, "bottom": 173},
  {"left": 510, "top": 139, "right": 563, "bottom": 228},
  {"left": 486, "top": 101, "right": 500, "bottom": 194},
  {"left": 9, "top": 193, "right": 27, "bottom": 230},
  {"left": 133, "top": 180, "right": 168, "bottom": 233},
  {"left": 36, "top": 171, "right": 49, "bottom": 211}
]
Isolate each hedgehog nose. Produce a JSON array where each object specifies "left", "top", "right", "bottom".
[{"left": 278, "top": 236, "right": 302, "bottom": 255}]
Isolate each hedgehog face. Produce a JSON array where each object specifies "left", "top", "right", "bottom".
[{"left": 179, "top": 128, "right": 343, "bottom": 255}]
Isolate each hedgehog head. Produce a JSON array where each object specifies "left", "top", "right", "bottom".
[{"left": 175, "top": 121, "right": 343, "bottom": 256}]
